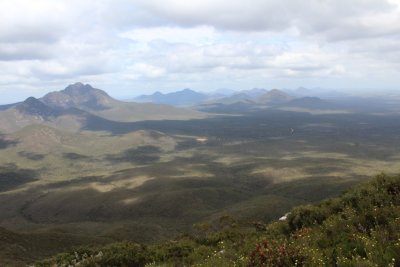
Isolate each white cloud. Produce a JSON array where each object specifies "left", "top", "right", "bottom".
[
  {"left": 120, "top": 26, "right": 216, "bottom": 45},
  {"left": 0, "top": 0, "right": 399, "bottom": 101},
  {"left": 126, "top": 63, "right": 166, "bottom": 79},
  {"left": 0, "top": 0, "right": 77, "bottom": 43},
  {"left": 134, "top": 0, "right": 396, "bottom": 37},
  {"left": 330, "top": 65, "right": 346, "bottom": 75}
]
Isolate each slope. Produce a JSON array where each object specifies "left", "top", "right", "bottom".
[
  {"left": 36, "top": 173, "right": 400, "bottom": 267},
  {"left": 257, "top": 89, "right": 294, "bottom": 104}
]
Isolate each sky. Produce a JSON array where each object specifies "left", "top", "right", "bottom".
[{"left": 0, "top": 0, "right": 400, "bottom": 103}]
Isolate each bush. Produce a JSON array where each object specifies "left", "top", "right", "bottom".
[{"left": 248, "top": 173, "right": 400, "bottom": 266}]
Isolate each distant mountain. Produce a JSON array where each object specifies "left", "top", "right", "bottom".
[
  {"left": 196, "top": 89, "right": 343, "bottom": 114},
  {"left": 205, "top": 89, "right": 267, "bottom": 105},
  {"left": 135, "top": 89, "right": 208, "bottom": 106},
  {"left": 285, "top": 97, "right": 331, "bottom": 109},
  {"left": 211, "top": 93, "right": 254, "bottom": 105},
  {"left": 293, "top": 87, "right": 313, "bottom": 96},
  {"left": 0, "top": 83, "right": 205, "bottom": 133},
  {"left": 134, "top": 87, "right": 292, "bottom": 108},
  {"left": 257, "top": 89, "right": 294, "bottom": 104},
  {"left": 238, "top": 88, "right": 268, "bottom": 98},
  {"left": 199, "top": 89, "right": 296, "bottom": 113},
  {"left": 41, "top": 82, "right": 116, "bottom": 110},
  {"left": 212, "top": 88, "right": 236, "bottom": 96},
  {"left": 283, "top": 87, "right": 352, "bottom": 99}
]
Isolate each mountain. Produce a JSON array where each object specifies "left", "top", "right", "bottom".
[
  {"left": 0, "top": 103, "right": 17, "bottom": 111},
  {"left": 283, "top": 87, "right": 353, "bottom": 99},
  {"left": 210, "top": 92, "right": 254, "bottom": 105},
  {"left": 199, "top": 89, "right": 296, "bottom": 113},
  {"left": 135, "top": 88, "right": 208, "bottom": 106},
  {"left": 0, "top": 97, "right": 59, "bottom": 133},
  {"left": 197, "top": 92, "right": 258, "bottom": 113},
  {"left": 41, "top": 82, "right": 115, "bottom": 110},
  {"left": 285, "top": 86, "right": 314, "bottom": 97},
  {"left": 0, "top": 96, "right": 95, "bottom": 133},
  {"left": 257, "top": 89, "right": 294, "bottom": 104},
  {"left": 198, "top": 89, "right": 343, "bottom": 114},
  {"left": 16, "top": 97, "right": 60, "bottom": 117},
  {"left": 136, "top": 91, "right": 162, "bottom": 102},
  {"left": 238, "top": 88, "right": 268, "bottom": 98},
  {"left": 0, "top": 83, "right": 205, "bottom": 133},
  {"left": 204, "top": 89, "right": 267, "bottom": 105},
  {"left": 212, "top": 88, "right": 236, "bottom": 96}
]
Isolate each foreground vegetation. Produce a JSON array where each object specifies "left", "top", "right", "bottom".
[{"left": 37, "top": 173, "right": 400, "bottom": 266}]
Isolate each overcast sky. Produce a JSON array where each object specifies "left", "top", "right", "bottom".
[{"left": 1, "top": 0, "right": 400, "bottom": 103}]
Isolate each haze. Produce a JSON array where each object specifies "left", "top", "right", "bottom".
[{"left": 1, "top": 0, "right": 400, "bottom": 103}]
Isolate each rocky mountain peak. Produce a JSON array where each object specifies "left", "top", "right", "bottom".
[
  {"left": 16, "top": 97, "right": 57, "bottom": 117},
  {"left": 41, "top": 82, "right": 113, "bottom": 110}
]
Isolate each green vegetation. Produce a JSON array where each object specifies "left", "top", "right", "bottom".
[
  {"left": 0, "top": 163, "right": 37, "bottom": 192},
  {"left": 2, "top": 107, "right": 400, "bottom": 265},
  {"left": 248, "top": 173, "right": 400, "bottom": 266},
  {"left": 37, "top": 173, "right": 400, "bottom": 266}
]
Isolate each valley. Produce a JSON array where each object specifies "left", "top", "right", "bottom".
[{"left": 1, "top": 83, "right": 400, "bottom": 264}]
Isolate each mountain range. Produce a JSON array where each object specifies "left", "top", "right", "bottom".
[
  {"left": 135, "top": 88, "right": 209, "bottom": 106},
  {"left": 0, "top": 83, "right": 342, "bottom": 134},
  {"left": 0, "top": 82, "right": 399, "bottom": 265},
  {"left": 134, "top": 87, "right": 331, "bottom": 111},
  {"left": 0, "top": 83, "right": 205, "bottom": 133}
]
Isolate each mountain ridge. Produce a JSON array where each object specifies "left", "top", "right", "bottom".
[
  {"left": 0, "top": 83, "right": 205, "bottom": 133},
  {"left": 257, "top": 89, "right": 294, "bottom": 104},
  {"left": 41, "top": 82, "right": 116, "bottom": 110},
  {"left": 135, "top": 88, "right": 208, "bottom": 106}
]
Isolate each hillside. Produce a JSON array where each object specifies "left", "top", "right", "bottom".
[
  {"left": 257, "top": 89, "right": 294, "bottom": 104},
  {"left": 0, "top": 226, "right": 109, "bottom": 266},
  {"left": 210, "top": 93, "right": 254, "bottom": 105},
  {"left": 36, "top": 173, "right": 400, "bottom": 266}
]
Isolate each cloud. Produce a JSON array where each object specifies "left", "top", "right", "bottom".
[
  {"left": 0, "top": 0, "right": 74, "bottom": 43},
  {"left": 120, "top": 26, "right": 217, "bottom": 45},
  {"left": 126, "top": 63, "right": 166, "bottom": 79},
  {"left": 0, "top": 43, "right": 53, "bottom": 61},
  {"left": 134, "top": 0, "right": 397, "bottom": 39},
  {"left": 0, "top": 0, "right": 399, "bottom": 101}
]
